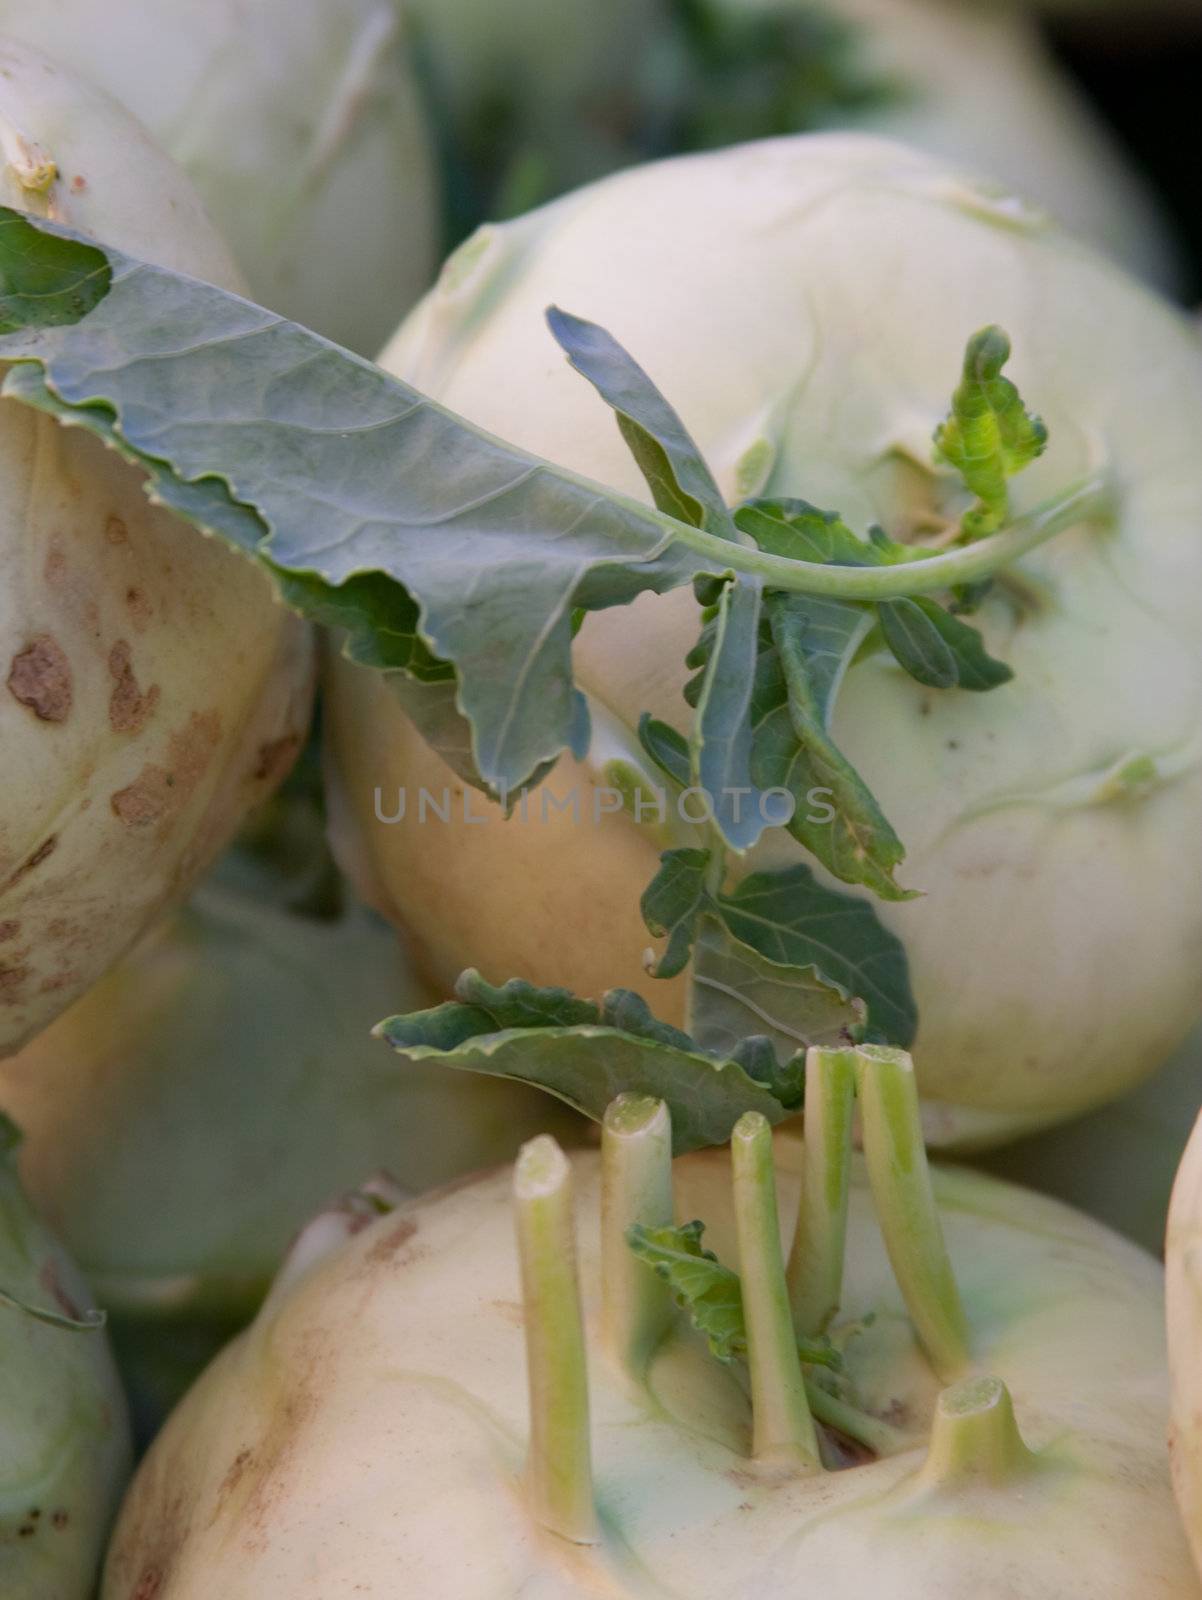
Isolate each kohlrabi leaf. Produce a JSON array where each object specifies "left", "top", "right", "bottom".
[
  {"left": 0, "top": 208, "right": 111, "bottom": 329},
  {"left": 727, "top": 1035, "right": 808, "bottom": 1110},
  {"left": 717, "top": 866, "right": 917, "bottom": 1046},
  {"left": 627, "top": 1219, "right": 745, "bottom": 1361},
  {"left": 736, "top": 499, "right": 908, "bottom": 567},
  {"left": 545, "top": 305, "right": 738, "bottom": 540},
  {"left": 627, "top": 1218, "right": 842, "bottom": 1370},
  {"left": 689, "top": 918, "right": 865, "bottom": 1069},
  {"left": 641, "top": 847, "right": 712, "bottom": 979},
  {"left": 637, "top": 714, "right": 692, "bottom": 790},
  {"left": 690, "top": 577, "right": 782, "bottom": 851},
  {"left": 876, "top": 596, "right": 1014, "bottom": 692},
  {"left": 755, "top": 593, "right": 912, "bottom": 899},
  {"left": 0, "top": 213, "right": 719, "bottom": 799},
  {"left": 933, "top": 325, "right": 1047, "bottom": 539},
  {"left": 374, "top": 976, "right": 790, "bottom": 1154}
]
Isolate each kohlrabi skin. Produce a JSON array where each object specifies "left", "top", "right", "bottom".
[
  {"left": 326, "top": 133, "right": 1202, "bottom": 1148},
  {"left": 101, "top": 1052, "right": 1198, "bottom": 1599},
  {"left": 978, "top": 1022, "right": 1202, "bottom": 1255},
  {"left": 729, "top": 0, "right": 1181, "bottom": 292},
  {"left": 0, "top": 0, "right": 438, "bottom": 354},
  {"left": 0, "top": 37, "right": 314, "bottom": 1055},
  {"left": 0, "top": 877, "right": 579, "bottom": 1323},
  {"left": 1168, "top": 1104, "right": 1202, "bottom": 1579},
  {"left": 0, "top": 1116, "right": 132, "bottom": 1600}
]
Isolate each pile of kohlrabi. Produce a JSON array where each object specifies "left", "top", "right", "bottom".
[{"left": 0, "top": 1, "right": 1198, "bottom": 1595}]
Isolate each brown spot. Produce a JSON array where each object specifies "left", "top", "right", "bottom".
[
  {"left": 110, "top": 711, "right": 221, "bottom": 829},
  {"left": 7, "top": 636, "right": 73, "bottom": 722},
  {"left": 125, "top": 586, "right": 153, "bottom": 630},
  {"left": 130, "top": 1569, "right": 162, "bottom": 1600},
  {"left": 364, "top": 1215, "right": 419, "bottom": 1267},
  {"left": 252, "top": 734, "right": 301, "bottom": 786},
  {"left": 51, "top": 1510, "right": 68, "bottom": 1530},
  {"left": 491, "top": 1299, "right": 524, "bottom": 1328},
  {"left": 39, "top": 973, "right": 74, "bottom": 994},
  {"left": 39, "top": 1261, "right": 83, "bottom": 1323},
  {"left": 214, "top": 1449, "right": 254, "bottom": 1510},
  {"left": 43, "top": 543, "right": 68, "bottom": 585},
  {"left": 5, "top": 835, "right": 59, "bottom": 889},
  {"left": 105, "top": 514, "right": 128, "bottom": 545},
  {"left": 0, "top": 920, "right": 19, "bottom": 943},
  {"left": 108, "top": 641, "right": 160, "bottom": 734},
  {"left": 70, "top": 174, "right": 87, "bottom": 193}
]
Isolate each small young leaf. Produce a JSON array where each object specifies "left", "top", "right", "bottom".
[
  {"left": 640, "top": 847, "right": 712, "bottom": 979},
  {"left": 637, "top": 714, "right": 691, "bottom": 790},
  {"left": 689, "top": 916, "right": 865, "bottom": 1065},
  {"left": 876, "top": 596, "right": 1013, "bottom": 692},
  {"left": 933, "top": 325, "right": 1047, "bottom": 539},
  {"left": 736, "top": 498, "right": 901, "bottom": 567},
  {"left": 754, "top": 593, "right": 913, "bottom": 900},
  {"left": 627, "top": 1220, "right": 746, "bottom": 1361},
  {"left": 716, "top": 866, "right": 917, "bottom": 1046},
  {"left": 546, "top": 305, "right": 738, "bottom": 540}
]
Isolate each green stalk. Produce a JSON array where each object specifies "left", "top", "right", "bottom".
[
  {"left": 919, "top": 1376, "right": 1037, "bottom": 1488},
  {"left": 623, "top": 474, "right": 1108, "bottom": 600},
  {"left": 786, "top": 1046, "right": 857, "bottom": 1336},
  {"left": 730, "top": 1112, "right": 821, "bottom": 1471},
  {"left": 803, "top": 1379, "right": 910, "bottom": 1459},
  {"left": 853, "top": 1046, "right": 970, "bottom": 1380},
  {"left": 601, "top": 1095, "right": 675, "bottom": 1377},
  {"left": 514, "top": 1135, "right": 599, "bottom": 1545}
]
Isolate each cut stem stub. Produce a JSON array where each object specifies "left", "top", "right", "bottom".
[
  {"left": 514, "top": 1135, "right": 599, "bottom": 1545},
  {"left": 731, "top": 1111, "right": 822, "bottom": 1472},
  {"left": 787, "top": 1046, "right": 857, "bottom": 1337},
  {"left": 601, "top": 1094, "right": 675, "bottom": 1377},
  {"left": 854, "top": 1046, "right": 970, "bottom": 1380}
]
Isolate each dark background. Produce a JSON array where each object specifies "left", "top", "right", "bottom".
[{"left": 1050, "top": 11, "right": 1202, "bottom": 300}]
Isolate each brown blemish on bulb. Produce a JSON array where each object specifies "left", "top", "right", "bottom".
[
  {"left": 0, "top": 962, "right": 30, "bottom": 999},
  {"left": 0, "top": 920, "right": 20, "bottom": 943},
  {"left": 105, "top": 515, "right": 129, "bottom": 545},
  {"left": 251, "top": 734, "right": 301, "bottom": 786},
  {"left": 7, "top": 635, "right": 73, "bottom": 722},
  {"left": 125, "top": 586, "right": 153, "bottom": 630},
  {"left": 110, "top": 710, "right": 221, "bottom": 828},
  {"left": 364, "top": 1215, "right": 420, "bottom": 1267},
  {"left": 4, "top": 835, "right": 59, "bottom": 889},
  {"left": 108, "top": 641, "right": 160, "bottom": 734}
]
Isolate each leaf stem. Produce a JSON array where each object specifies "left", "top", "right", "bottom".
[
  {"left": 803, "top": 1379, "right": 910, "bottom": 1459},
  {"left": 514, "top": 1136, "right": 599, "bottom": 1544},
  {"left": 730, "top": 1112, "right": 822, "bottom": 1470},
  {"left": 786, "top": 1046, "right": 857, "bottom": 1336},
  {"left": 657, "top": 475, "right": 1108, "bottom": 599},
  {"left": 853, "top": 1046, "right": 970, "bottom": 1380},
  {"left": 601, "top": 1095, "right": 675, "bottom": 1378}
]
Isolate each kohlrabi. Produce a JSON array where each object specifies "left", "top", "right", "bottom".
[
  {"left": 0, "top": 37, "right": 313, "bottom": 1055},
  {"left": 654, "top": 0, "right": 1181, "bottom": 291},
  {"left": 0, "top": 1114, "right": 131, "bottom": 1599},
  {"left": 1, "top": 135, "right": 1195, "bottom": 1142},
  {"left": 979, "top": 1022, "right": 1202, "bottom": 1255},
  {"left": 99, "top": 1047, "right": 1198, "bottom": 1597},
  {"left": 0, "top": 870, "right": 580, "bottom": 1325},
  {"left": 1168, "top": 1102, "right": 1202, "bottom": 1580},
  {"left": 0, "top": 0, "right": 438, "bottom": 353},
  {"left": 319, "top": 133, "right": 1202, "bottom": 1147}
]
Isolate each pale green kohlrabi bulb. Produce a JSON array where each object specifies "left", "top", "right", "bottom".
[
  {"left": 1168, "top": 1102, "right": 1202, "bottom": 1580},
  {"left": 0, "top": 37, "right": 314, "bottom": 1056},
  {"left": 325, "top": 134, "right": 1202, "bottom": 1149},
  {"left": 0, "top": 876, "right": 581, "bottom": 1325},
  {"left": 0, "top": 1119, "right": 132, "bottom": 1600},
  {"left": 979, "top": 1022, "right": 1202, "bottom": 1255},
  {"left": 742, "top": 0, "right": 1182, "bottom": 292},
  {"left": 0, "top": 0, "right": 439, "bottom": 354},
  {"left": 100, "top": 1084, "right": 1199, "bottom": 1598}
]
